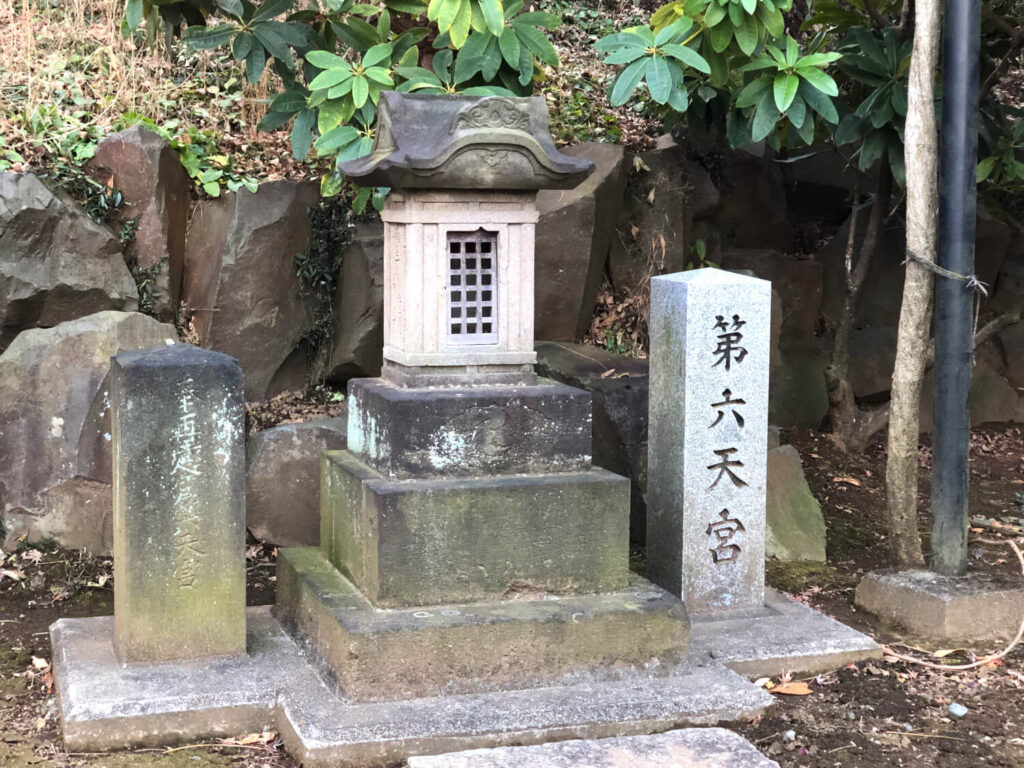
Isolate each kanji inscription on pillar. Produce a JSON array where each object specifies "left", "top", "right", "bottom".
[{"left": 646, "top": 269, "right": 771, "bottom": 613}]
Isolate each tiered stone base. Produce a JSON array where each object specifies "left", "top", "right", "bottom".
[
  {"left": 275, "top": 547, "right": 689, "bottom": 701},
  {"left": 52, "top": 607, "right": 775, "bottom": 768}
]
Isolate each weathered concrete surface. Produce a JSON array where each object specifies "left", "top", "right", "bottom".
[
  {"left": 0, "top": 173, "right": 138, "bottom": 349},
  {"left": 87, "top": 126, "right": 190, "bottom": 320},
  {"left": 534, "top": 142, "right": 629, "bottom": 342},
  {"left": 855, "top": 569, "right": 1024, "bottom": 642},
  {"left": 276, "top": 547, "right": 689, "bottom": 702},
  {"left": 321, "top": 450, "right": 630, "bottom": 607},
  {"left": 407, "top": 728, "right": 779, "bottom": 767},
  {"left": 689, "top": 589, "right": 880, "bottom": 679},
  {"left": 52, "top": 607, "right": 774, "bottom": 767},
  {"left": 246, "top": 416, "right": 348, "bottom": 546},
  {"left": 765, "top": 445, "right": 826, "bottom": 562},
  {"left": 346, "top": 377, "right": 592, "bottom": 479},
  {"left": 111, "top": 344, "right": 245, "bottom": 662},
  {"left": 0, "top": 311, "right": 178, "bottom": 552}
]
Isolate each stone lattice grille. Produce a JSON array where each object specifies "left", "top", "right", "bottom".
[{"left": 447, "top": 229, "right": 498, "bottom": 344}]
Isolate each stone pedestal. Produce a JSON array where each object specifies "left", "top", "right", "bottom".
[{"left": 110, "top": 344, "right": 246, "bottom": 662}]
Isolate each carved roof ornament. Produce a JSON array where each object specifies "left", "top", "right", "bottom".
[{"left": 338, "top": 92, "right": 594, "bottom": 190}]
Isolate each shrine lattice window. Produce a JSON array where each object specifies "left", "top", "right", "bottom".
[{"left": 447, "top": 230, "right": 497, "bottom": 345}]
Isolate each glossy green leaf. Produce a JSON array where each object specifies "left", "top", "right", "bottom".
[
  {"left": 734, "top": 74, "right": 770, "bottom": 108},
  {"left": 362, "top": 43, "right": 392, "bottom": 67},
  {"left": 799, "top": 81, "right": 838, "bottom": 123},
  {"left": 232, "top": 32, "right": 254, "bottom": 60},
  {"left": 513, "top": 21, "right": 559, "bottom": 66},
  {"left": 668, "top": 86, "right": 689, "bottom": 112},
  {"left": 321, "top": 171, "right": 344, "bottom": 197},
  {"left": 182, "top": 24, "right": 237, "bottom": 50},
  {"left": 253, "top": 0, "right": 293, "bottom": 23},
  {"left": 351, "top": 74, "right": 369, "bottom": 106},
  {"left": 609, "top": 56, "right": 650, "bottom": 106},
  {"left": 499, "top": 25, "right": 521, "bottom": 67},
  {"left": 245, "top": 44, "right": 266, "bottom": 82},
  {"left": 450, "top": 0, "right": 472, "bottom": 46},
  {"left": 315, "top": 125, "right": 360, "bottom": 152},
  {"left": 704, "top": 2, "right": 727, "bottom": 26},
  {"left": 751, "top": 88, "right": 781, "bottom": 141},
  {"left": 271, "top": 89, "right": 308, "bottom": 112},
  {"left": 364, "top": 66, "right": 394, "bottom": 85},
  {"left": 858, "top": 129, "right": 886, "bottom": 169},
  {"left": 709, "top": 22, "right": 733, "bottom": 53},
  {"left": 605, "top": 46, "right": 647, "bottom": 65},
  {"left": 595, "top": 31, "right": 649, "bottom": 52},
  {"left": 327, "top": 77, "right": 354, "bottom": 97},
  {"left": 773, "top": 72, "right": 799, "bottom": 111},
  {"left": 516, "top": 11, "right": 561, "bottom": 28},
  {"left": 796, "top": 65, "right": 838, "bottom": 96},
  {"left": 733, "top": 17, "right": 758, "bottom": 55},
  {"left": 479, "top": 0, "right": 504, "bottom": 35},
  {"left": 308, "top": 67, "right": 353, "bottom": 90},
  {"left": 740, "top": 0, "right": 755, "bottom": 14},
  {"left": 306, "top": 50, "right": 349, "bottom": 69},
  {"left": 291, "top": 107, "right": 315, "bottom": 159},
  {"left": 834, "top": 113, "right": 868, "bottom": 145},
  {"left": 317, "top": 99, "right": 347, "bottom": 133},
  {"left": 647, "top": 55, "right": 672, "bottom": 103},
  {"left": 123, "top": 0, "right": 143, "bottom": 35},
  {"left": 975, "top": 156, "right": 996, "bottom": 183},
  {"left": 258, "top": 109, "right": 293, "bottom": 131},
  {"left": 787, "top": 93, "right": 806, "bottom": 128},
  {"left": 661, "top": 43, "right": 711, "bottom": 73},
  {"left": 253, "top": 24, "right": 294, "bottom": 66}
]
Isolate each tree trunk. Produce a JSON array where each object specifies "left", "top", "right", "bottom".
[
  {"left": 827, "top": 166, "right": 892, "bottom": 453},
  {"left": 885, "top": 0, "right": 942, "bottom": 568}
]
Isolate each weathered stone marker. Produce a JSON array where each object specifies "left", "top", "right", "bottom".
[
  {"left": 647, "top": 269, "right": 771, "bottom": 613},
  {"left": 111, "top": 344, "right": 246, "bottom": 662}
]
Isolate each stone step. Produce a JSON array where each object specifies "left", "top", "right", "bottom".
[
  {"left": 405, "top": 728, "right": 779, "bottom": 767},
  {"left": 275, "top": 546, "right": 690, "bottom": 702}
]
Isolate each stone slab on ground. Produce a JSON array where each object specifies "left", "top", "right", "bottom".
[
  {"left": 275, "top": 547, "right": 688, "bottom": 702},
  {"left": 406, "top": 728, "right": 779, "bottom": 767},
  {"left": 52, "top": 607, "right": 774, "bottom": 768},
  {"left": 689, "top": 589, "right": 880, "bottom": 678},
  {"left": 855, "top": 569, "right": 1024, "bottom": 642}
]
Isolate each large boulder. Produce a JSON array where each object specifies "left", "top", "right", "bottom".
[
  {"left": 0, "top": 173, "right": 138, "bottom": 350},
  {"left": 721, "top": 248, "right": 823, "bottom": 340},
  {"left": 848, "top": 326, "right": 898, "bottom": 399},
  {"left": 0, "top": 311, "right": 178, "bottom": 552},
  {"left": 246, "top": 416, "right": 348, "bottom": 546},
  {"left": 1001, "top": 320, "right": 1024, "bottom": 390},
  {"left": 535, "top": 143, "right": 629, "bottom": 342},
  {"left": 769, "top": 348, "right": 829, "bottom": 429},
  {"left": 765, "top": 445, "right": 827, "bottom": 562},
  {"left": 320, "top": 221, "right": 384, "bottom": 382},
  {"left": 608, "top": 143, "right": 691, "bottom": 295},
  {"left": 712, "top": 146, "right": 792, "bottom": 251},
  {"left": 535, "top": 342, "right": 649, "bottom": 544},
  {"left": 182, "top": 181, "right": 319, "bottom": 401},
  {"left": 87, "top": 126, "right": 191, "bottom": 321}
]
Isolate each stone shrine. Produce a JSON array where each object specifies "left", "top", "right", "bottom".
[{"left": 48, "top": 95, "right": 876, "bottom": 767}]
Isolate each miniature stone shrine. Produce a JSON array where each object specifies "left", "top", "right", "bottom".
[
  {"left": 648, "top": 270, "right": 879, "bottom": 677},
  {"left": 51, "top": 96, "right": 785, "bottom": 767}
]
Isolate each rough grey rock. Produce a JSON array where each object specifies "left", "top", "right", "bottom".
[
  {"left": 721, "top": 248, "right": 823, "bottom": 340},
  {"left": 535, "top": 143, "right": 628, "bottom": 342},
  {"left": 918, "top": 355, "right": 1024, "bottom": 431},
  {"left": 0, "top": 311, "right": 179, "bottom": 552},
  {"left": 0, "top": 173, "right": 139, "bottom": 350},
  {"left": 1001, "top": 320, "right": 1024, "bottom": 390},
  {"left": 608, "top": 143, "right": 691, "bottom": 295},
  {"left": 769, "top": 348, "right": 829, "bottom": 429},
  {"left": 407, "top": 728, "right": 780, "bottom": 767},
  {"left": 535, "top": 342, "right": 649, "bottom": 544},
  {"left": 765, "top": 445, "right": 826, "bottom": 562},
  {"left": 848, "top": 326, "right": 897, "bottom": 398},
  {"left": 712, "top": 148, "right": 792, "bottom": 251},
  {"left": 182, "top": 180, "right": 319, "bottom": 401},
  {"left": 246, "top": 416, "right": 348, "bottom": 546},
  {"left": 87, "top": 126, "right": 191, "bottom": 320},
  {"left": 321, "top": 221, "right": 384, "bottom": 382}
]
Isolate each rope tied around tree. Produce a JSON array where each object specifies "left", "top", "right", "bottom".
[{"left": 902, "top": 249, "right": 990, "bottom": 297}]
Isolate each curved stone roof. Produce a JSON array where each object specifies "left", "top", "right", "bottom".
[{"left": 338, "top": 93, "right": 594, "bottom": 190}]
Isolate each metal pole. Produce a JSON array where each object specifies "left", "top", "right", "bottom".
[{"left": 931, "top": 0, "right": 980, "bottom": 576}]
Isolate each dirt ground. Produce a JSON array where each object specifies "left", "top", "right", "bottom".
[{"left": 1, "top": 426, "right": 1022, "bottom": 768}]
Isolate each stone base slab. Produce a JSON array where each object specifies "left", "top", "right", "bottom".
[
  {"left": 689, "top": 589, "right": 880, "bottom": 678},
  {"left": 52, "top": 607, "right": 774, "bottom": 768},
  {"left": 406, "top": 728, "right": 780, "bottom": 767},
  {"left": 347, "top": 376, "right": 592, "bottom": 479},
  {"left": 275, "top": 547, "right": 689, "bottom": 702},
  {"left": 382, "top": 360, "right": 537, "bottom": 388},
  {"left": 855, "top": 569, "right": 1024, "bottom": 642},
  {"left": 321, "top": 451, "right": 630, "bottom": 607}
]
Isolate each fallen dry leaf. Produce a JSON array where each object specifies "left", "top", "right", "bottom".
[
  {"left": 833, "top": 477, "right": 862, "bottom": 487},
  {"left": 771, "top": 681, "right": 813, "bottom": 696}
]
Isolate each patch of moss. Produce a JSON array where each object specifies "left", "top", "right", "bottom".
[
  {"left": 766, "top": 559, "right": 859, "bottom": 595},
  {"left": 89, "top": 750, "right": 237, "bottom": 767},
  {"left": 825, "top": 517, "right": 881, "bottom": 562}
]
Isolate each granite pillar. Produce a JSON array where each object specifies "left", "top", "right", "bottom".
[
  {"left": 647, "top": 270, "right": 771, "bottom": 613},
  {"left": 111, "top": 344, "right": 246, "bottom": 662}
]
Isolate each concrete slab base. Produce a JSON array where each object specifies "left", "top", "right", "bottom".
[
  {"left": 52, "top": 607, "right": 774, "bottom": 768},
  {"left": 855, "top": 568, "right": 1024, "bottom": 643},
  {"left": 689, "top": 589, "right": 881, "bottom": 678},
  {"left": 406, "top": 727, "right": 780, "bottom": 767}
]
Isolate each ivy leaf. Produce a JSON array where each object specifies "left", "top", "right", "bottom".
[
  {"left": 609, "top": 56, "right": 649, "bottom": 106},
  {"left": 773, "top": 72, "right": 799, "bottom": 112},
  {"left": 646, "top": 55, "right": 672, "bottom": 103}
]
